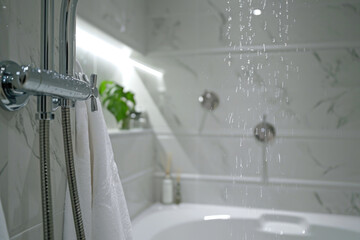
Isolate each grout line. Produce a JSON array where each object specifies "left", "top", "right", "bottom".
[
  {"left": 269, "top": 177, "right": 360, "bottom": 189},
  {"left": 154, "top": 172, "right": 360, "bottom": 190},
  {"left": 10, "top": 223, "right": 42, "bottom": 240},
  {"left": 108, "top": 129, "right": 154, "bottom": 137},
  {"left": 10, "top": 211, "right": 64, "bottom": 240},
  {"left": 107, "top": 128, "right": 360, "bottom": 140},
  {"left": 121, "top": 168, "right": 154, "bottom": 184}
]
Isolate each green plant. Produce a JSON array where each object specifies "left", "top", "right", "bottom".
[{"left": 99, "top": 80, "right": 136, "bottom": 129}]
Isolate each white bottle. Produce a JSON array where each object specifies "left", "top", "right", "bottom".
[{"left": 162, "top": 174, "right": 173, "bottom": 204}]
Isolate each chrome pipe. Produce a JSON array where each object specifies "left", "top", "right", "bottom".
[
  {"left": 39, "top": 0, "right": 55, "bottom": 118},
  {"left": 59, "top": 0, "right": 78, "bottom": 76},
  {"left": 18, "top": 66, "right": 92, "bottom": 100},
  {"left": 41, "top": 0, "right": 54, "bottom": 70},
  {"left": 0, "top": 61, "right": 92, "bottom": 101},
  {"left": 39, "top": 1, "right": 55, "bottom": 240},
  {"left": 59, "top": 0, "right": 86, "bottom": 239}
]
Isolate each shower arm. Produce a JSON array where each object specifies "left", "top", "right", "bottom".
[{"left": 0, "top": 60, "right": 98, "bottom": 111}]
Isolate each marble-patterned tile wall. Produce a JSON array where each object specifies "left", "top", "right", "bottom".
[
  {"left": 77, "top": 0, "right": 147, "bottom": 53},
  {"left": 154, "top": 177, "right": 360, "bottom": 215},
  {"left": 144, "top": 49, "right": 360, "bottom": 134},
  {"left": 146, "top": 0, "right": 360, "bottom": 52},
  {"left": 143, "top": 0, "right": 360, "bottom": 215},
  {"left": 0, "top": 0, "right": 68, "bottom": 239}
]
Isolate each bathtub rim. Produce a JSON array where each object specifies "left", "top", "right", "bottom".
[{"left": 132, "top": 202, "right": 360, "bottom": 239}]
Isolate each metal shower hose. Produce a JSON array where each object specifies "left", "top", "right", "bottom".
[{"left": 62, "top": 107, "right": 86, "bottom": 239}]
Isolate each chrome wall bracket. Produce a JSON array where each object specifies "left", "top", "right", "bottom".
[{"left": 0, "top": 60, "right": 98, "bottom": 112}]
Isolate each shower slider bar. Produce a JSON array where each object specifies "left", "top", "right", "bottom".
[{"left": 0, "top": 60, "right": 98, "bottom": 112}]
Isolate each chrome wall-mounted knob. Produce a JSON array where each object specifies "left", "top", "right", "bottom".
[
  {"left": 90, "top": 74, "right": 98, "bottom": 112},
  {"left": 254, "top": 115, "right": 276, "bottom": 143},
  {"left": 198, "top": 90, "right": 219, "bottom": 111}
]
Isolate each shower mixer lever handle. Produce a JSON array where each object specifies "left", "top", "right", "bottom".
[{"left": 90, "top": 74, "right": 98, "bottom": 112}]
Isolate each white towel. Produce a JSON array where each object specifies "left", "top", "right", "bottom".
[
  {"left": 63, "top": 98, "right": 132, "bottom": 240},
  {"left": 0, "top": 199, "right": 9, "bottom": 240},
  {"left": 86, "top": 98, "right": 132, "bottom": 240}
]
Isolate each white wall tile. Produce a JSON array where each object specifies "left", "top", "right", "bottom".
[
  {"left": 143, "top": 48, "right": 360, "bottom": 135},
  {"left": 156, "top": 135, "right": 262, "bottom": 177},
  {"left": 123, "top": 171, "right": 155, "bottom": 219},
  {"left": 10, "top": 212, "right": 64, "bottom": 240},
  {"left": 267, "top": 138, "right": 360, "bottom": 183},
  {"left": 147, "top": 0, "right": 360, "bottom": 52},
  {"left": 146, "top": 0, "right": 360, "bottom": 217},
  {"left": 159, "top": 177, "right": 360, "bottom": 215},
  {"left": 6, "top": 107, "right": 67, "bottom": 237},
  {"left": 77, "top": 0, "right": 147, "bottom": 53},
  {"left": 110, "top": 131, "right": 155, "bottom": 180}
]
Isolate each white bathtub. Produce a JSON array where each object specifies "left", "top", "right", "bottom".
[{"left": 132, "top": 203, "right": 360, "bottom": 240}]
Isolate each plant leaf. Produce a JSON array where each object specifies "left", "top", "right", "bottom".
[
  {"left": 107, "top": 101, "right": 129, "bottom": 122},
  {"left": 99, "top": 80, "right": 114, "bottom": 95},
  {"left": 125, "top": 91, "right": 136, "bottom": 104},
  {"left": 99, "top": 79, "right": 136, "bottom": 123}
]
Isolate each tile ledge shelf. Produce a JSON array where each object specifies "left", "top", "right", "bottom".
[
  {"left": 147, "top": 41, "right": 360, "bottom": 57},
  {"left": 154, "top": 172, "right": 360, "bottom": 190},
  {"left": 108, "top": 128, "right": 153, "bottom": 137},
  {"left": 121, "top": 168, "right": 154, "bottom": 185},
  {"left": 155, "top": 129, "right": 360, "bottom": 140}
]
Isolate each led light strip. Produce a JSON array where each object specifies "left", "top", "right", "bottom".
[{"left": 76, "top": 19, "right": 163, "bottom": 78}]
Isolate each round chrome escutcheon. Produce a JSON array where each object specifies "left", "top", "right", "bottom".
[{"left": 0, "top": 61, "right": 29, "bottom": 111}]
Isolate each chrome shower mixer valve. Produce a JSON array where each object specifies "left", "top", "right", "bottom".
[{"left": 0, "top": 60, "right": 98, "bottom": 113}]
